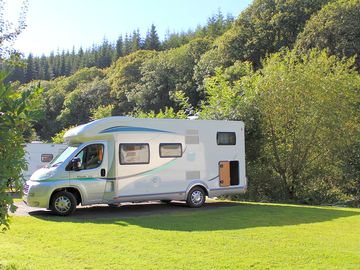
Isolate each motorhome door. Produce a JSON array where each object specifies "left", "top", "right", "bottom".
[{"left": 69, "top": 142, "right": 108, "bottom": 203}]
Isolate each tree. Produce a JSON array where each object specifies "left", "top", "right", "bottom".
[
  {"left": 193, "top": 47, "right": 229, "bottom": 95},
  {"left": 108, "top": 50, "right": 157, "bottom": 114},
  {"left": 39, "top": 54, "right": 50, "bottom": 80},
  {"left": 98, "top": 38, "right": 113, "bottom": 68},
  {"left": 123, "top": 34, "right": 132, "bottom": 55},
  {"left": 0, "top": 1, "right": 39, "bottom": 229},
  {"left": 24, "top": 53, "right": 35, "bottom": 83},
  {"left": 57, "top": 78, "right": 111, "bottom": 127},
  {"left": 204, "top": 9, "right": 234, "bottom": 38},
  {"left": 295, "top": 0, "right": 360, "bottom": 69},
  {"left": 199, "top": 50, "right": 360, "bottom": 203},
  {"left": 0, "top": 74, "right": 41, "bottom": 230},
  {"left": 144, "top": 24, "right": 161, "bottom": 51},
  {"left": 0, "top": 0, "right": 27, "bottom": 61},
  {"left": 131, "top": 29, "right": 142, "bottom": 52},
  {"left": 133, "top": 38, "right": 210, "bottom": 112},
  {"left": 216, "top": 0, "right": 331, "bottom": 68},
  {"left": 33, "top": 67, "right": 105, "bottom": 139},
  {"left": 115, "top": 35, "right": 123, "bottom": 60},
  {"left": 91, "top": 104, "right": 114, "bottom": 120},
  {"left": 162, "top": 31, "right": 189, "bottom": 50},
  {"left": 255, "top": 49, "right": 360, "bottom": 201}
]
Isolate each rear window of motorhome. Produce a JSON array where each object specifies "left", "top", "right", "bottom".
[
  {"left": 120, "top": 144, "right": 150, "bottom": 165},
  {"left": 217, "top": 132, "right": 236, "bottom": 145},
  {"left": 41, "top": 154, "right": 53, "bottom": 163},
  {"left": 159, "top": 143, "right": 182, "bottom": 158}
]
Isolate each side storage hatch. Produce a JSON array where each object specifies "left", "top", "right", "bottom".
[
  {"left": 219, "top": 160, "right": 240, "bottom": 187},
  {"left": 219, "top": 161, "right": 231, "bottom": 187}
]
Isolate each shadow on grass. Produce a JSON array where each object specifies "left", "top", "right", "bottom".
[{"left": 27, "top": 201, "right": 360, "bottom": 232}]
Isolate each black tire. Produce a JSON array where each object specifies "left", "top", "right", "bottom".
[
  {"left": 50, "top": 191, "right": 77, "bottom": 216},
  {"left": 186, "top": 186, "right": 206, "bottom": 208},
  {"left": 160, "top": 200, "right": 172, "bottom": 204}
]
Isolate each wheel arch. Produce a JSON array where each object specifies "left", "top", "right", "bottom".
[
  {"left": 49, "top": 187, "right": 83, "bottom": 207},
  {"left": 186, "top": 181, "right": 209, "bottom": 198}
]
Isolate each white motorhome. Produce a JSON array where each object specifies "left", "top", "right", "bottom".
[
  {"left": 23, "top": 117, "right": 246, "bottom": 215},
  {"left": 24, "top": 142, "right": 67, "bottom": 180}
]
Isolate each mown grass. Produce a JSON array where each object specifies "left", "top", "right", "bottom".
[{"left": 1, "top": 201, "right": 360, "bottom": 270}]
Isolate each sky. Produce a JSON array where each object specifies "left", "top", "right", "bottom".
[{"left": 3, "top": 0, "right": 252, "bottom": 56}]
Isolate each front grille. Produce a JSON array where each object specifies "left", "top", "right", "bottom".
[{"left": 23, "top": 184, "right": 29, "bottom": 194}]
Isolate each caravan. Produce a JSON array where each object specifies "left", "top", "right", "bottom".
[
  {"left": 23, "top": 117, "right": 246, "bottom": 215},
  {"left": 24, "top": 142, "right": 67, "bottom": 180}
]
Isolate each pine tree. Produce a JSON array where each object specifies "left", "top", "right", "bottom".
[
  {"left": 48, "top": 51, "right": 55, "bottom": 79},
  {"left": 59, "top": 50, "right": 66, "bottom": 76},
  {"left": 131, "top": 30, "right": 142, "bottom": 52},
  {"left": 64, "top": 50, "right": 72, "bottom": 76},
  {"left": 99, "top": 38, "right": 113, "bottom": 68},
  {"left": 145, "top": 24, "right": 161, "bottom": 50},
  {"left": 115, "top": 35, "right": 123, "bottom": 60},
  {"left": 39, "top": 54, "right": 50, "bottom": 80},
  {"left": 9, "top": 65, "right": 25, "bottom": 83},
  {"left": 78, "top": 47, "right": 84, "bottom": 68},
  {"left": 123, "top": 33, "right": 132, "bottom": 55},
  {"left": 25, "top": 53, "right": 35, "bottom": 83},
  {"left": 70, "top": 46, "right": 77, "bottom": 73}
]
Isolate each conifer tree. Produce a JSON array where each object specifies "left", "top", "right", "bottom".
[
  {"left": 25, "top": 53, "right": 35, "bottom": 83},
  {"left": 123, "top": 33, "right": 132, "bottom": 55},
  {"left": 131, "top": 29, "right": 142, "bottom": 52},
  {"left": 145, "top": 24, "right": 161, "bottom": 50},
  {"left": 115, "top": 35, "right": 123, "bottom": 59}
]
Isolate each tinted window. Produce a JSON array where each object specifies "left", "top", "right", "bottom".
[
  {"left": 120, "top": 144, "right": 149, "bottom": 165},
  {"left": 160, "top": 143, "right": 182, "bottom": 158},
  {"left": 217, "top": 132, "right": 236, "bottom": 145},
  {"left": 75, "top": 144, "right": 104, "bottom": 170}
]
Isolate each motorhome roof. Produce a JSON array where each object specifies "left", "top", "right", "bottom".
[
  {"left": 64, "top": 116, "right": 133, "bottom": 143},
  {"left": 63, "top": 116, "right": 244, "bottom": 144}
]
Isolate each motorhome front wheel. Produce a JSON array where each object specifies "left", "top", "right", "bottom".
[{"left": 50, "top": 191, "right": 77, "bottom": 216}]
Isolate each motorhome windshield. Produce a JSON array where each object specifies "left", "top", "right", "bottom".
[{"left": 49, "top": 146, "right": 78, "bottom": 167}]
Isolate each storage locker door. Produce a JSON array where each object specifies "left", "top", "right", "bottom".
[{"left": 219, "top": 161, "right": 231, "bottom": 187}]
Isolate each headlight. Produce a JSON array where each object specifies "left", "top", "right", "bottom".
[
  {"left": 31, "top": 170, "right": 57, "bottom": 181},
  {"left": 39, "top": 170, "right": 56, "bottom": 180}
]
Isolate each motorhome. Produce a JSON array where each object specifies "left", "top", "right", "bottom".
[{"left": 23, "top": 117, "right": 246, "bottom": 215}]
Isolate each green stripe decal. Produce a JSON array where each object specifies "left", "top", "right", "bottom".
[
  {"left": 33, "top": 177, "right": 103, "bottom": 183},
  {"left": 142, "top": 159, "right": 178, "bottom": 176}
]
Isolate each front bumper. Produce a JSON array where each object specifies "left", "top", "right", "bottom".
[{"left": 22, "top": 181, "right": 51, "bottom": 208}]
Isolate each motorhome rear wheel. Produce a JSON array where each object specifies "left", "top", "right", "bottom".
[{"left": 186, "top": 187, "right": 206, "bottom": 208}]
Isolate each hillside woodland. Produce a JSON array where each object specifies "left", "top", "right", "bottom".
[{"left": 4, "top": 0, "right": 360, "bottom": 205}]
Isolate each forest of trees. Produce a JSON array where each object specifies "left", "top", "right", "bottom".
[
  {"left": 4, "top": 0, "right": 360, "bottom": 209},
  {"left": 4, "top": 11, "right": 234, "bottom": 84}
]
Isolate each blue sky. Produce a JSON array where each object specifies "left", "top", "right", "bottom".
[{"left": 4, "top": 0, "right": 252, "bottom": 56}]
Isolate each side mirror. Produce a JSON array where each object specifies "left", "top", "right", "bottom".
[{"left": 70, "top": 157, "right": 81, "bottom": 171}]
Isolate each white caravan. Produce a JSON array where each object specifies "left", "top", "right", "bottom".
[
  {"left": 23, "top": 117, "right": 246, "bottom": 215},
  {"left": 24, "top": 142, "right": 67, "bottom": 180}
]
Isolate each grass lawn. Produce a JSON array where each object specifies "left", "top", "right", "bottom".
[{"left": 1, "top": 201, "right": 360, "bottom": 270}]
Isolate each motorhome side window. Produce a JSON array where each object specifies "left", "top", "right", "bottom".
[
  {"left": 120, "top": 144, "right": 149, "bottom": 165},
  {"left": 159, "top": 143, "right": 182, "bottom": 158},
  {"left": 217, "top": 132, "right": 236, "bottom": 145},
  {"left": 75, "top": 144, "right": 104, "bottom": 170}
]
